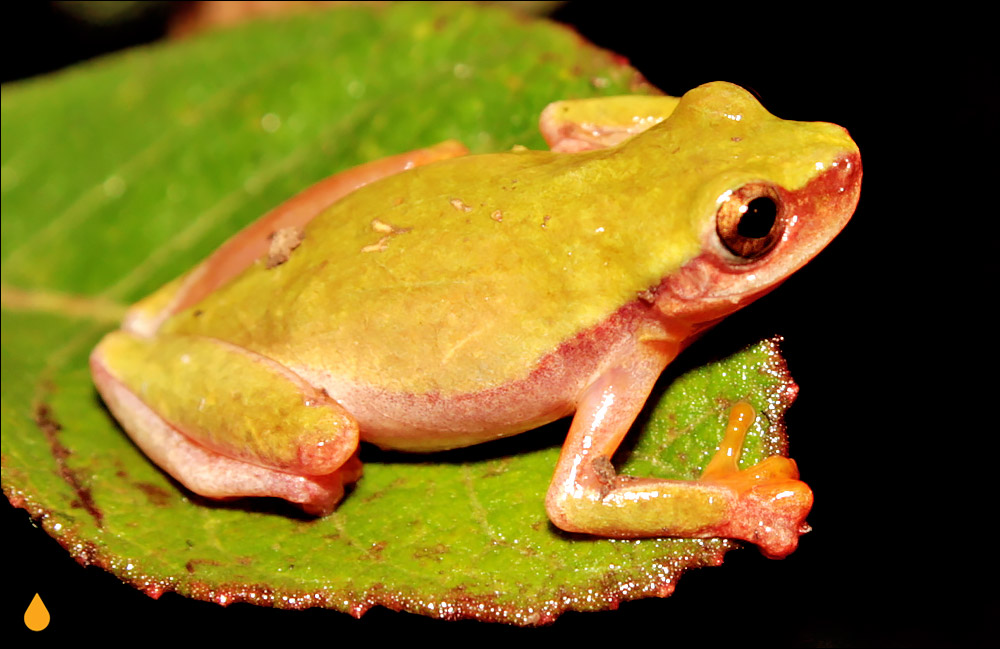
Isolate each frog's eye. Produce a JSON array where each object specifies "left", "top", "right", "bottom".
[{"left": 716, "top": 183, "right": 784, "bottom": 261}]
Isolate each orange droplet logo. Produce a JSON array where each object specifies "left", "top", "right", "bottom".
[{"left": 24, "top": 593, "right": 50, "bottom": 631}]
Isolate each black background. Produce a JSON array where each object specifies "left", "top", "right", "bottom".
[{"left": 5, "top": 3, "right": 993, "bottom": 645}]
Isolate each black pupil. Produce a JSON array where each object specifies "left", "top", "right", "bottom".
[{"left": 737, "top": 197, "right": 777, "bottom": 238}]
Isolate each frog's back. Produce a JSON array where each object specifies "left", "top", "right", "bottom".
[
  {"left": 161, "top": 83, "right": 857, "bottom": 396},
  {"left": 158, "top": 147, "right": 680, "bottom": 393}
]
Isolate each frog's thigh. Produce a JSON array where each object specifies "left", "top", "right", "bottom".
[
  {"left": 91, "top": 331, "right": 361, "bottom": 514},
  {"left": 544, "top": 346, "right": 812, "bottom": 559},
  {"left": 540, "top": 95, "right": 682, "bottom": 151}
]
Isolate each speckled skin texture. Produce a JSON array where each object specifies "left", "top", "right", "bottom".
[{"left": 91, "top": 83, "right": 861, "bottom": 551}]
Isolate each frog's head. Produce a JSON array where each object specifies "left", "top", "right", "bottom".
[{"left": 648, "top": 82, "right": 862, "bottom": 326}]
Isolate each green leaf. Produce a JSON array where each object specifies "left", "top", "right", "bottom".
[{"left": 2, "top": 3, "right": 799, "bottom": 623}]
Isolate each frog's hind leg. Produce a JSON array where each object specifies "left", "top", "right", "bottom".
[
  {"left": 91, "top": 331, "right": 362, "bottom": 515},
  {"left": 545, "top": 345, "right": 812, "bottom": 559},
  {"left": 126, "top": 140, "right": 469, "bottom": 336}
]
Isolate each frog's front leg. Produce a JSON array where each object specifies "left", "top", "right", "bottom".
[
  {"left": 545, "top": 343, "right": 813, "bottom": 559},
  {"left": 91, "top": 332, "right": 361, "bottom": 514}
]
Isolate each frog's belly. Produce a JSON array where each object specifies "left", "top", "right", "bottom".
[
  {"left": 294, "top": 301, "right": 654, "bottom": 452},
  {"left": 321, "top": 377, "right": 579, "bottom": 451}
]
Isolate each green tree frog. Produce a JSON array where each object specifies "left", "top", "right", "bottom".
[{"left": 90, "top": 82, "right": 861, "bottom": 559}]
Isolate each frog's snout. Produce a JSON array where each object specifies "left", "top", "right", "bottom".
[{"left": 767, "top": 147, "right": 861, "bottom": 275}]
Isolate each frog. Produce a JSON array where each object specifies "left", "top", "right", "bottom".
[{"left": 90, "top": 82, "right": 861, "bottom": 559}]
